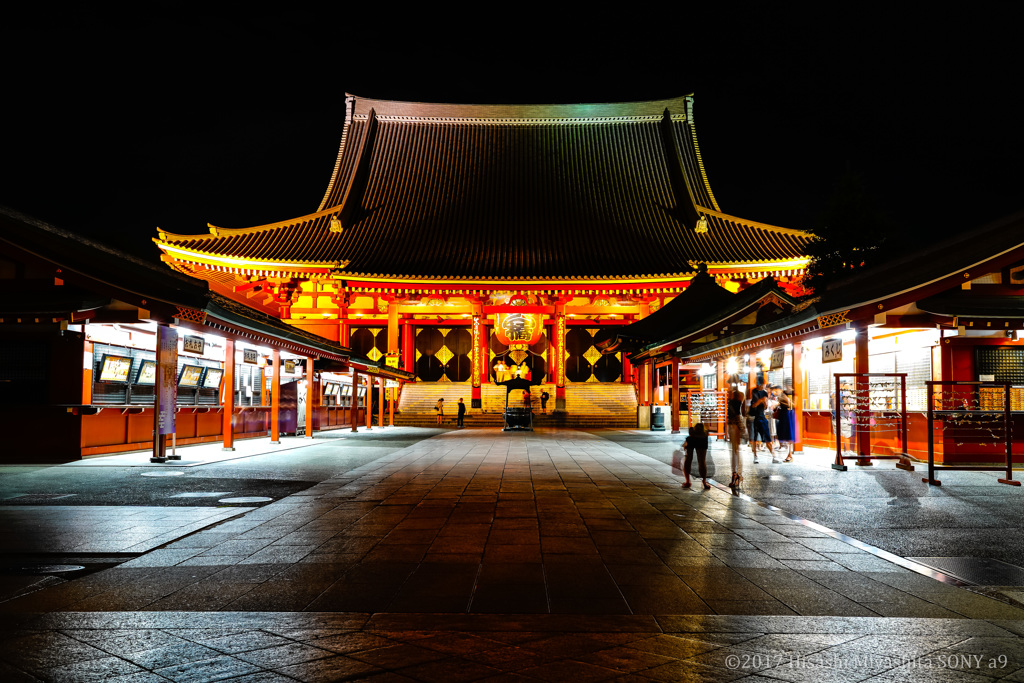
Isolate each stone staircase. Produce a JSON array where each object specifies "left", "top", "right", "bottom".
[{"left": 395, "top": 382, "right": 637, "bottom": 428}]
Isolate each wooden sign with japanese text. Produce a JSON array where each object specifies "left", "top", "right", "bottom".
[{"left": 821, "top": 338, "right": 843, "bottom": 363}]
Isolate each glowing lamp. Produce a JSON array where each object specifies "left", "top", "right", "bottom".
[
  {"left": 494, "top": 312, "right": 543, "bottom": 346},
  {"left": 726, "top": 357, "right": 739, "bottom": 374}
]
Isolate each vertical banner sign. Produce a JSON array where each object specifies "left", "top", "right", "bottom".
[
  {"left": 556, "top": 314, "right": 566, "bottom": 388},
  {"left": 472, "top": 315, "right": 482, "bottom": 387},
  {"left": 821, "top": 338, "right": 843, "bottom": 364},
  {"left": 157, "top": 327, "right": 178, "bottom": 435}
]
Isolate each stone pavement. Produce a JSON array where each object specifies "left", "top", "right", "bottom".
[{"left": 2, "top": 428, "right": 1023, "bottom": 681}]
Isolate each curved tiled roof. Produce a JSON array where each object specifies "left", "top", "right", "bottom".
[{"left": 157, "top": 95, "right": 810, "bottom": 279}]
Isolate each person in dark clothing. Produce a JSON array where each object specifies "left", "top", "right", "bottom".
[
  {"left": 457, "top": 397, "right": 466, "bottom": 428},
  {"left": 682, "top": 422, "right": 710, "bottom": 489},
  {"left": 749, "top": 381, "right": 774, "bottom": 462},
  {"left": 540, "top": 390, "right": 549, "bottom": 413}
]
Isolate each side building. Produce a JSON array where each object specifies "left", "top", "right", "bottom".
[{"left": 155, "top": 94, "right": 812, "bottom": 424}]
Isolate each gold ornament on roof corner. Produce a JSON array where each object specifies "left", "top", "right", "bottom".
[
  {"left": 329, "top": 215, "right": 343, "bottom": 233},
  {"left": 695, "top": 214, "right": 709, "bottom": 234}
]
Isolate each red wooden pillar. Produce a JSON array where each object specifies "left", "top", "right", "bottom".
[
  {"left": 717, "top": 359, "right": 727, "bottom": 436},
  {"left": 622, "top": 353, "right": 632, "bottom": 385},
  {"left": 389, "top": 382, "right": 395, "bottom": 426},
  {"left": 747, "top": 353, "right": 758, "bottom": 398},
  {"left": 222, "top": 338, "right": 235, "bottom": 451},
  {"left": 671, "top": 357, "right": 681, "bottom": 434},
  {"left": 351, "top": 370, "right": 360, "bottom": 432},
  {"left": 270, "top": 349, "right": 281, "bottom": 444},
  {"left": 855, "top": 325, "right": 871, "bottom": 461},
  {"left": 305, "top": 357, "right": 315, "bottom": 438},
  {"left": 650, "top": 361, "right": 658, "bottom": 406},
  {"left": 365, "top": 373, "right": 373, "bottom": 430},
  {"left": 402, "top": 320, "right": 415, "bottom": 373},
  {"left": 378, "top": 376, "right": 385, "bottom": 428},
  {"left": 793, "top": 344, "right": 804, "bottom": 454},
  {"left": 338, "top": 316, "right": 350, "bottom": 347}
]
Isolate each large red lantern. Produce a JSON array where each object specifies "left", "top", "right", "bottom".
[{"left": 493, "top": 312, "right": 543, "bottom": 346}]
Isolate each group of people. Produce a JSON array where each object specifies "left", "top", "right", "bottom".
[
  {"left": 678, "top": 379, "right": 798, "bottom": 492},
  {"left": 434, "top": 390, "right": 551, "bottom": 427},
  {"left": 434, "top": 397, "right": 467, "bottom": 427}
]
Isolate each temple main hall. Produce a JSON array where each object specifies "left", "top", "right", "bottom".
[{"left": 155, "top": 94, "right": 811, "bottom": 424}]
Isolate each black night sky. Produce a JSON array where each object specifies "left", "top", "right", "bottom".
[{"left": 3, "top": 9, "right": 1022, "bottom": 262}]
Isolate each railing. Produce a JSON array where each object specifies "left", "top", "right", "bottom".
[
  {"left": 923, "top": 380, "right": 1019, "bottom": 487},
  {"left": 832, "top": 373, "right": 913, "bottom": 472}
]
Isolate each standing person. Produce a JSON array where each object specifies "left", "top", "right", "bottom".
[
  {"left": 744, "top": 394, "right": 755, "bottom": 450},
  {"left": 435, "top": 397, "right": 444, "bottom": 425},
  {"left": 767, "top": 385, "right": 780, "bottom": 463},
  {"left": 749, "top": 380, "right": 773, "bottom": 463},
  {"left": 540, "top": 390, "right": 549, "bottom": 413},
  {"left": 776, "top": 390, "right": 796, "bottom": 462},
  {"left": 456, "top": 397, "right": 466, "bottom": 428},
  {"left": 681, "top": 422, "right": 710, "bottom": 490},
  {"left": 523, "top": 390, "right": 532, "bottom": 410},
  {"left": 727, "top": 389, "right": 745, "bottom": 489}
]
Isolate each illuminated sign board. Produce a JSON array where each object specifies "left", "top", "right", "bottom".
[
  {"left": 201, "top": 367, "right": 224, "bottom": 389},
  {"left": 98, "top": 354, "right": 132, "bottom": 383},
  {"left": 135, "top": 359, "right": 157, "bottom": 385},
  {"left": 177, "top": 364, "right": 204, "bottom": 387}
]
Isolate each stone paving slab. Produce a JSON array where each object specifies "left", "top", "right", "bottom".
[
  {"left": 3, "top": 428, "right": 1024, "bottom": 680},
  {"left": 0, "top": 506, "right": 251, "bottom": 554},
  {"left": 3, "top": 429, "right": 1021, "bottom": 621},
  {"left": 2, "top": 612, "right": 1023, "bottom": 681}
]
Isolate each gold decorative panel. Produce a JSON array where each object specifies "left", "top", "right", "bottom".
[
  {"left": 435, "top": 345, "right": 454, "bottom": 366},
  {"left": 816, "top": 310, "right": 850, "bottom": 328},
  {"left": 583, "top": 345, "right": 602, "bottom": 366}
]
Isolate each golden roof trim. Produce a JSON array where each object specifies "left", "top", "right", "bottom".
[
  {"left": 155, "top": 241, "right": 349, "bottom": 271},
  {"left": 156, "top": 205, "right": 344, "bottom": 243},
  {"left": 694, "top": 207, "right": 813, "bottom": 237},
  {"left": 357, "top": 114, "right": 686, "bottom": 126}
]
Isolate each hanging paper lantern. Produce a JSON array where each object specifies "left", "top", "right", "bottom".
[{"left": 493, "top": 312, "right": 543, "bottom": 346}]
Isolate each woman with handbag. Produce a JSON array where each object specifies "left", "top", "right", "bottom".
[{"left": 726, "top": 390, "right": 745, "bottom": 489}]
